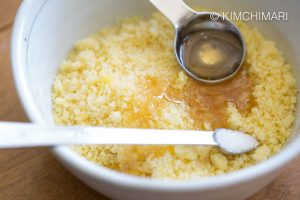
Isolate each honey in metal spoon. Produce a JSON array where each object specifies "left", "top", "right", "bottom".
[{"left": 179, "top": 29, "right": 244, "bottom": 80}]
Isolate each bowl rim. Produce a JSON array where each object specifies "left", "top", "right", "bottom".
[{"left": 11, "top": 0, "right": 300, "bottom": 192}]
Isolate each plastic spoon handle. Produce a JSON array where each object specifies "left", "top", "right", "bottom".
[
  {"left": 148, "top": 0, "right": 195, "bottom": 27},
  {"left": 0, "top": 122, "right": 217, "bottom": 148}
]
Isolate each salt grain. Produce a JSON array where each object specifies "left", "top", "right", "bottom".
[{"left": 215, "top": 129, "right": 259, "bottom": 154}]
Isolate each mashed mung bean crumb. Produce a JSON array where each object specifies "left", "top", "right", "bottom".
[{"left": 52, "top": 12, "right": 297, "bottom": 179}]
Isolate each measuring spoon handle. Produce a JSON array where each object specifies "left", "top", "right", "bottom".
[
  {"left": 0, "top": 122, "right": 217, "bottom": 148},
  {"left": 148, "top": 0, "right": 195, "bottom": 28}
]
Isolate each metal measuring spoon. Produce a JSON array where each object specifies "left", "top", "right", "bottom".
[{"left": 149, "top": 0, "right": 246, "bottom": 83}]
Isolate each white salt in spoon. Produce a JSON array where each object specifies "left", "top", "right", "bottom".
[{"left": 0, "top": 122, "right": 258, "bottom": 154}]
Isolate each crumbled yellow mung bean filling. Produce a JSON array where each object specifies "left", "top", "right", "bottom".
[{"left": 52, "top": 12, "right": 297, "bottom": 179}]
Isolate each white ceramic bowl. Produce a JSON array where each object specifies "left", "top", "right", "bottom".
[{"left": 11, "top": 0, "right": 300, "bottom": 199}]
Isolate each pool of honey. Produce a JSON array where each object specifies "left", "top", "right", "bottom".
[
  {"left": 173, "top": 65, "right": 253, "bottom": 129},
  {"left": 130, "top": 65, "right": 253, "bottom": 130}
]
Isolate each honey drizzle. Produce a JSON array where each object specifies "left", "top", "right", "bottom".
[
  {"left": 130, "top": 65, "right": 253, "bottom": 130},
  {"left": 167, "top": 65, "right": 254, "bottom": 129}
]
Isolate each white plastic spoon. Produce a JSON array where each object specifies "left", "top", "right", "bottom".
[{"left": 0, "top": 122, "right": 258, "bottom": 154}]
